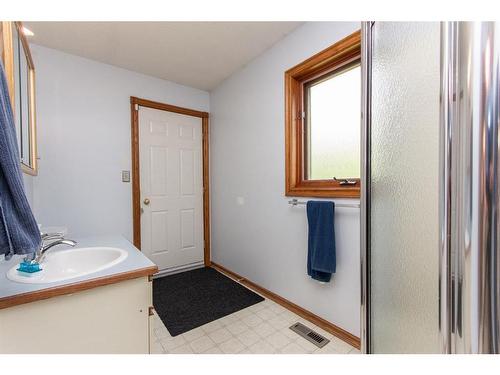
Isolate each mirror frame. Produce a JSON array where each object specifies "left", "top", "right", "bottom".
[{"left": 0, "top": 21, "right": 37, "bottom": 176}]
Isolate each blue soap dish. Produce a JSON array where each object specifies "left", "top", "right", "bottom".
[{"left": 17, "top": 261, "right": 42, "bottom": 273}]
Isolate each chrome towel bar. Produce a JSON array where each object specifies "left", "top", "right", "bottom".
[{"left": 288, "top": 198, "right": 360, "bottom": 209}]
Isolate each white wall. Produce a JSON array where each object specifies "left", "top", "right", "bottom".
[
  {"left": 31, "top": 45, "right": 209, "bottom": 240},
  {"left": 210, "top": 22, "right": 361, "bottom": 335},
  {"left": 23, "top": 174, "right": 34, "bottom": 208}
]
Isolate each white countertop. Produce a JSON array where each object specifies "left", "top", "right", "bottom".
[{"left": 0, "top": 235, "right": 156, "bottom": 302}]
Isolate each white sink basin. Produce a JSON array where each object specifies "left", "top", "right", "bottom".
[{"left": 6, "top": 247, "right": 128, "bottom": 284}]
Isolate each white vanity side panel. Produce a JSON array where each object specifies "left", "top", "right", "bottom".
[{"left": 0, "top": 277, "right": 151, "bottom": 354}]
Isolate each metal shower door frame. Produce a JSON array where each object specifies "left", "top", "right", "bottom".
[{"left": 439, "top": 21, "right": 500, "bottom": 354}]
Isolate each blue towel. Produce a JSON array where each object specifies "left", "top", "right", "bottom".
[
  {"left": 306, "top": 201, "right": 336, "bottom": 282},
  {"left": 0, "top": 61, "right": 41, "bottom": 257}
]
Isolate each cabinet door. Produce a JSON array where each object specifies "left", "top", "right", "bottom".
[{"left": 0, "top": 277, "right": 152, "bottom": 354}]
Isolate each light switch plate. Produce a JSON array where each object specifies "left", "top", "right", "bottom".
[{"left": 122, "top": 170, "right": 131, "bottom": 183}]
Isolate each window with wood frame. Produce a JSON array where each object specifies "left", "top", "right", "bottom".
[{"left": 285, "top": 30, "right": 361, "bottom": 198}]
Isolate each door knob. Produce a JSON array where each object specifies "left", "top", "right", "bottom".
[{"left": 143, "top": 198, "right": 150, "bottom": 205}]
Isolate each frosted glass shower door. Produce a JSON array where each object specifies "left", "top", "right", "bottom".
[{"left": 369, "top": 22, "right": 441, "bottom": 353}]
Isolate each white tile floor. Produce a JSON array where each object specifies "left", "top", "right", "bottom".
[{"left": 150, "top": 297, "right": 360, "bottom": 354}]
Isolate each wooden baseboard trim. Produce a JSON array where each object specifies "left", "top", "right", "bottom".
[{"left": 210, "top": 261, "right": 360, "bottom": 350}]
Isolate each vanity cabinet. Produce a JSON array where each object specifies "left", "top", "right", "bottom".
[{"left": 0, "top": 276, "right": 152, "bottom": 354}]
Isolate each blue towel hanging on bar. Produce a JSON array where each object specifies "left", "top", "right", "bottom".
[
  {"left": 0, "top": 61, "right": 41, "bottom": 257},
  {"left": 306, "top": 201, "right": 336, "bottom": 282}
]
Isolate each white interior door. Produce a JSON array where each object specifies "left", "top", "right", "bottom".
[{"left": 139, "top": 106, "right": 204, "bottom": 271}]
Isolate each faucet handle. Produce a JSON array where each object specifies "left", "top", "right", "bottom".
[
  {"left": 41, "top": 232, "right": 65, "bottom": 239},
  {"left": 41, "top": 233, "right": 66, "bottom": 244}
]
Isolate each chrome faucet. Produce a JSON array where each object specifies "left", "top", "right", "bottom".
[
  {"left": 24, "top": 235, "right": 77, "bottom": 264},
  {"left": 35, "top": 239, "right": 77, "bottom": 263}
]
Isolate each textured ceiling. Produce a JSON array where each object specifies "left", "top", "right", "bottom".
[{"left": 25, "top": 22, "right": 303, "bottom": 91}]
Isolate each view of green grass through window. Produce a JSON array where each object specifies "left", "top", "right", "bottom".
[{"left": 305, "top": 63, "right": 360, "bottom": 180}]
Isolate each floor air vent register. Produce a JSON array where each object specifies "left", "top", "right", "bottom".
[{"left": 289, "top": 322, "right": 330, "bottom": 348}]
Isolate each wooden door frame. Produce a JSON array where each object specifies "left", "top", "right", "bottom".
[{"left": 130, "top": 96, "right": 211, "bottom": 266}]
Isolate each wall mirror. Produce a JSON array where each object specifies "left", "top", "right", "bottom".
[{"left": 0, "top": 21, "right": 37, "bottom": 175}]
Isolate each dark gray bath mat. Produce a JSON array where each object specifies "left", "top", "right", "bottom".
[{"left": 153, "top": 267, "right": 264, "bottom": 336}]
